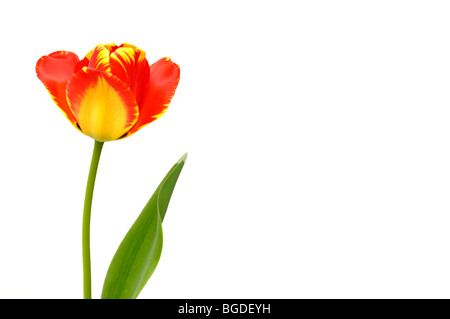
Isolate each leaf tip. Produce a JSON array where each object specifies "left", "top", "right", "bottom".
[{"left": 178, "top": 152, "right": 188, "bottom": 164}]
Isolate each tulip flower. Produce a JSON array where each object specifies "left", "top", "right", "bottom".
[
  {"left": 36, "top": 43, "right": 180, "bottom": 142},
  {"left": 35, "top": 43, "right": 185, "bottom": 299}
]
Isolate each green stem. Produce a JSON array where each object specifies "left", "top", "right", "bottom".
[{"left": 82, "top": 140, "right": 104, "bottom": 299}]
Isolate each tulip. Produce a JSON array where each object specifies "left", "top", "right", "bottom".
[
  {"left": 36, "top": 43, "right": 180, "bottom": 142},
  {"left": 35, "top": 43, "right": 183, "bottom": 299}
]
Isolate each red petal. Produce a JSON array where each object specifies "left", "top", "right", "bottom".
[
  {"left": 110, "top": 46, "right": 150, "bottom": 106},
  {"left": 127, "top": 57, "right": 180, "bottom": 135},
  {"left": 75, "top": 43, "right": 119, "bottom": 73},
  {"left": 74, "top": 56, "right": 89, "bottom": 73},
  {"left": 66, "top": 67, "right": 139, "bottom": 142},
  {"left": 36, "top": 51, "right": 80, "bottom": 125},
  {"left": 88, "top": 44, "right": 111, "bottom": 72}
]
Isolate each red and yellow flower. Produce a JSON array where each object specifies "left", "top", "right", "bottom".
[{"left": 36, "top": 43, "right": 180, "bottom": 141}]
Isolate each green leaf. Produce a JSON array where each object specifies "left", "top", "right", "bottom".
[{"left": 101, "top": 153, "right": 187, "bottom": 299}]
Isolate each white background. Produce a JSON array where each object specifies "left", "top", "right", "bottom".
[{"left": 0, "top": 0, "right": 450, "bottom": 299}]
